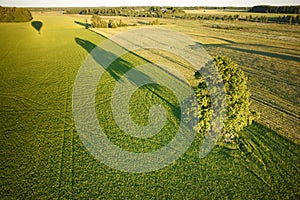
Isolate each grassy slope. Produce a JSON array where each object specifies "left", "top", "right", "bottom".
[{"left": 0, "top": 13, "right": 299, "bottom": 199}]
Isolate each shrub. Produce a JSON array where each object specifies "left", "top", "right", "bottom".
[{"left": 148, "top": 19, "right": 160, "bottom": 25}]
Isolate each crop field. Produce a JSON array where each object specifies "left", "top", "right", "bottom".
[{"left": 0, "top": 12, "right": 299, "bottom": 199}]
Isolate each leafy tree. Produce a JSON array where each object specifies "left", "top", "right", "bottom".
[
  {"left": 234, "top": 15, "right": 239, "bottom": 21},
  {"left": 91, "top": 15, "right": 108, "bottom": 28},
  {"left": 289, "top": 16, "right": 293, "bottom": 25},
  {"left": 148, "top": 19, "right": 160, "bottom": 25},
  {"left": 212, "top": 15, "right": 216, "bottom": 22},
  {"left": 264, "top": 16, "right": 269, "bottom": 23},
  {"left": 108, "top": 19, "right": 117, "bottom": 28},
  {"left": 191, "top": 56, "right": 259, "bottom": 142},
  {"left": 0, "top": 6, "right": 32, "bottom": 22},
  {"left": 117, "top": 20, "right": 128, "bottom": 27}
]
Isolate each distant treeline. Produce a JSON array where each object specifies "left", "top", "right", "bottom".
[
  {"left": 90, "top": 15, "right": 161, "bottom": 28},
  {"left": 250, "top": 5, "right": 300, "bottom": 14},
  {"left": 73, "top": 7, "right": 185, "bottom": 18},
  {"left": 184, "top": 14, "right": 300, "bottom": 25},
  {"left": 77, "top": 6, "right": 299, "bottom": 25},
  {"left": 0, "top": 6, "right": 33, "bottom": 22},
  {"left": 182, "top": 6, "right": 250, "bottom": 11}
]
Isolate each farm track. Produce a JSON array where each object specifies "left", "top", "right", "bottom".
[
  {"left": 0, "top": 94, "right": 48, "bottom": 109},
  {"left": 251, "top": 96, "right": 300, "bottom": 143},
  {"left": 251, "top": 96, "right": 299, "bottom": 120},
  {"left": 58, "top": 53, "right": 72, "bottom": 198},
  {"left": 244, "top": 125, "right": 299, "bottom": 179},
  {"left": 243, "top": 68, "right": 300, "bottom": 88}
]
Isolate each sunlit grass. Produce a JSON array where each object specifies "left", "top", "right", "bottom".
[{"left": 0, "top": 12, "right": 299, "bottom": 199}]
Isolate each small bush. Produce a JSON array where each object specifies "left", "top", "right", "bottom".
[
  {"left": 148, "top": 19, "right": 160, "bottom": 25},
  {"left": 108, "top": 19, "right": 118, "bottom": 28},
  {"left": 117, "top": 20, "right": 128, "bottom": 27}
]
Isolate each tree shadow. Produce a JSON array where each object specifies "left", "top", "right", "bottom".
[
  {"left": 201, "top": 42, "right": 300, "bottom": 62},
  {"left": 195, "top": 38, "right": 300, "bottom": 71},
  {"left": 74, "top": 37, "right": 181, "bottom": 117},
  {"left": 74, "top": 21, "right": 91, "bottom": 29},
  {"left": 137, "top": 21, "right": 149, "bottom": 25},
  {"left": 87, "top": 29, "right": 195, "bottom": 84},
  {"left": 31, "top": 21, "right": 43, "bottom": 34},
  {"left": 75, "top": 37, "right": 96, "bottom": 53}
]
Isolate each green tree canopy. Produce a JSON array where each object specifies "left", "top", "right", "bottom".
[
  {"left": 91, "top": 15, "right": 108, "bottom": 28},
  {"left": 193, "top": 56, "right": 259, "bottom": 142},
  {"left": 0, "top": 6, "right": 33, "bottom": 22}
]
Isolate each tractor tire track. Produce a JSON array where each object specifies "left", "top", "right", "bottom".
[
  {"left": 58, "top": 62, "right": 70, "bottom": 199},
  {"left": 251, "top": 96, "right": 300, "bottom": 120}
]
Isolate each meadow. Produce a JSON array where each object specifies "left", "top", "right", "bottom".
[{"left": 0, "top": 11, "right": 299, "bottom": 199}]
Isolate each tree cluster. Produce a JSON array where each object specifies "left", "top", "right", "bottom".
[
  {"left": 188, "top": 56, "right": 259, "bottom": 142},
  {"left": 91, "top": 15, "right": 128, "bottom": 28},
  {"left": 0, "top": 6, "right": 33, "bottom": 22}
]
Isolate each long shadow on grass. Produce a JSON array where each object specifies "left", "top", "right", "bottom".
[
  {"left": 75, "top": 37, "right": 182, "bottom": 151},
  {"left": 75, "top": 37, "right": 180, "bottom": 113},
  {"left": 75, "top": 37, "right": 161, "bottom": 90},
  {"left": 85, "top": 29, "right": 194, "bottom": 88},
  {"left": 75, "top": 37, "right": 181, "bottom": 119},
  {"left": 220, "top": 120, "right": 300, "bottom": 191},
  {"left": 74, "top": 21, "right": 90, "bottom": 29},
  {"left": 196, "top": 35, "right": 300, "bottom": 54},
  {"left": 202, "top": 42, "right": 300, "bottom": 62}
]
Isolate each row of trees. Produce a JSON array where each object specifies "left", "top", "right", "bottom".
[
  {"left": 77, "top": 7, "right": 184, "bottom": 18},
  {"left": 0, "top": 6, "right": 32, "bottom": 22},
  {"left": 188, "top": 14, "right": 300, "bottom": 25},
  {"left": 250, "top": 5, "right": 300, "bottom": 14},
  {"left": 89, "top": 11, "right": 299, "bottom": 25},
  {"left": 90, "top": 15, "right": 162, "bottom": 28},
  {"left": 73, "top": 6, "right": 300, "bottom": 24}
]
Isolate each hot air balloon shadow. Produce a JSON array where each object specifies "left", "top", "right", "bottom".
[{"left": 31, "top": 21, "right": 43, "bottom": 34}]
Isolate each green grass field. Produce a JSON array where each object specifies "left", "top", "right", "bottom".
[
  {"left": 94, "top": 16, "right": 300, "bottom": 143},
  {"left": 0, "top": 12, "right": 299, "bottom": 199}
]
